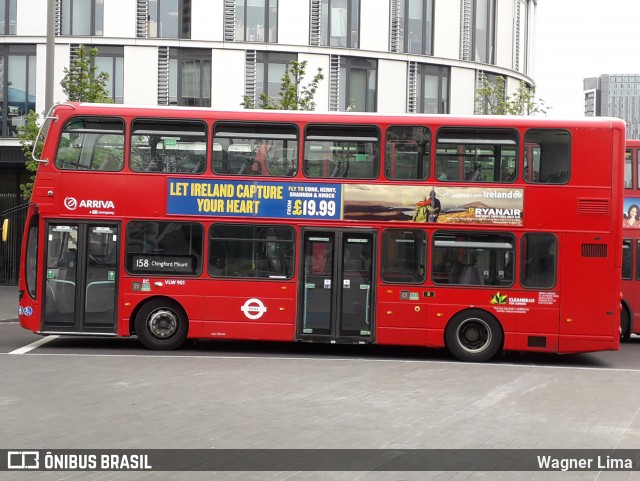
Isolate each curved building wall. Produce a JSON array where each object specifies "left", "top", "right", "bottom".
[{"left": 5, "top": 0, "right": 537, "bottom": 136}]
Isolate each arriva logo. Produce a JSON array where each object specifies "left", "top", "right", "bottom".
[
  {"left": 64, "top": 197, "right": 115, "bottom": 210},
  {"left": 64, "top": 197, "right": 78, "bottom": 210}
]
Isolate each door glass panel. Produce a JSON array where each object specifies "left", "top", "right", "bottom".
[
  {"left": 45, "top": 224, "right": 79, "bottom": 327},
  {"left": 302, "top": 233, "right": 334, "bottom": 335},
  {"left": 84, "top": 226, "right": 118, "bottom": 326},
  {"left": 340, "top": 234, "right": 373, "bottom": 336}
]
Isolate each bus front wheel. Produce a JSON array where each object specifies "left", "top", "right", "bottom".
[
  {"left": 445, "top": 310, "right": 503, "bottom": 362},
  {"left": 135, "top": 299, "right": 188, "bottom": 350}
]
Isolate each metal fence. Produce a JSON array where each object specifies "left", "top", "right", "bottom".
[{"left": 0, "top": 198, "right": 29, "bottom": 286}]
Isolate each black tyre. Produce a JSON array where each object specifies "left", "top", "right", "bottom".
[
  {"left": 134, "top": 299, "right": 188, "bottom": 350},
  {"left": 445, "top": 309, "right": 503, "bottom": 362},
  {"left": 620, "top": 308, "right": 631, "bottom": 342}
]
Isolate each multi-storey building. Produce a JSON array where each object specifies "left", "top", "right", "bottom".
[
  {"left": 584, "top": 74, "right": 640, "bottom": 140},
  {"left": 0, "top": 0, "right": 537, "bottom": 283}
]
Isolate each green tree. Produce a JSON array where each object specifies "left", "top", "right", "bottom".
[
  {"left": 19, "top": 45, "right": 112, "bottom": 200},
  {"left": 60, "top": 46, "right": 113, "bottom": 104},
  {"left": 17, "top": 111, "right": 43, "bottom": 200},
  {"left": 242, "top": 60, "right": 324, "bottom": 110},
  {"left": 475, "top": 75, "right": 549, "bottom": 116}
]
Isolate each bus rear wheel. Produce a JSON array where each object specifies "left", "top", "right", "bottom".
[
  {"left": 621, "top": 308, "right": 631, "bottom": 342},
  {"left": 135, "top": 299, "right": 188, "bottom": 350},
  {"left": 445, "top": 310, "right": 502, "bottom": 362}
]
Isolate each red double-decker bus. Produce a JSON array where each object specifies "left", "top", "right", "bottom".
[
  {"left": 621, "top": 139, "right": 640, "bottom": 340},
  {"left": 17, "top": 103, "right": 625, "bottom": 361}
]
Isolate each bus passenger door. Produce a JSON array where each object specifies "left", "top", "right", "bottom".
[
  {"left": 299, "top": 230, "right": 374, "bottom": 343},
  {"left": 43, "top": 222, "right": 119, "bottom": 334}
]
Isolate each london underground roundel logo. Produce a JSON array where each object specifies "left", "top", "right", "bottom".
[
  {"left": 64, "top": 197, "right": 78, "bottom": 210},
  {"left": 241, "top": 298, "right": 267, "bottom": 320}
]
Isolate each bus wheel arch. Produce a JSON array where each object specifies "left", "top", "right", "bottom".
[
  {"left": 620, "top": 302, "right": 632, "bottom": 342},
  {"left": 444, "top": 308, "right": 504, "bottom": 362},
  {"left": 132, "top": 297, "right": 189, "bottom": 350}
]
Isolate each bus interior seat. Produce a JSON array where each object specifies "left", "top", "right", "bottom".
[
  {"left": 465, "top": 167, "right": 482, "bottom": 181},
  {"left": 458, "top": 265, "right": 484, "bottom": 285}
]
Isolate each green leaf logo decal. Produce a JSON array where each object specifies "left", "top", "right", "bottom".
[{"left": 490, "top": 292, "right": 507, "bottom": 305}]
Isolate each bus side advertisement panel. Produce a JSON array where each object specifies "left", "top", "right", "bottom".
[{"left": 166, "top": 179, "right": 523, "bottom": 226}]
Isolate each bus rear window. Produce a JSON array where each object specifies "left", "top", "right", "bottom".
[
  {"left": 524, "top": 129, "right": 571, "bottom": 184},
  {"left": 55, "top": 117, "right": 125, "bottom": 171}
]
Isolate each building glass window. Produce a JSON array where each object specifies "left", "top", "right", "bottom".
[
  {"left": 398, "top": 0, "right": 433, "bottom": 55},
  {"left": 235, "top": 0, "right": 278, "bottom": 42},
  {"left": 0, "top": 0, "right": 16, "bottom": 35},
  {"left": 472, "top": 0, "right": 495, "bottom": 64},
  {"left": 256, "top": 52, "right": 294, "bottom": 102},
  {"left": 169, "top": 48, "right": 211, "bottom": 107},
  {"left": 340, "top": 57, "right": 376, "bottom": 112},
  {"left": 91, "top": 46, "right": 124, "bottom": 104},
  {"left": 320, "top": 0, "right": 359, "bottom": 48},
  {"left": 149, "top": 0, "right": 191, "bottom": 39},
  {"left": 417, "top": 64, "right": 449, "bottom": 114},
  {"left": 61, "top": 0, "right": 104, "bottom": 36},
  {"left": 0, "top": 45, "right": 36, "bottom": 138}
]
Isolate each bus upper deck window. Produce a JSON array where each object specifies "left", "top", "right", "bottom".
[
  {"left": 304, "top": 124, "right": 380, "bottom": 179},
  {"left": 384, "top": 126, "right": 431, "bottom": 180},
  {"left": 130, "top": 119, "right": 207, "bottom": 174},
  {"left": 435, "top": 128, "right": 518, "bottom": 183},
  {"left": 212, "top": 122, "right": 299, "bottom": 177},
  {"left": 55, "top": 117, "right": 125, "bottom": 171}
]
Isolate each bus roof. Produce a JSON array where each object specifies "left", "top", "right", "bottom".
[{"left": 59, "top": 102, "right": 627, "bottom": 132}]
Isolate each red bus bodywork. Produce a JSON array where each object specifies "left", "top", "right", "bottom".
[
  {"left": 621, "top": 139, "right": 640, "bottom": 339},
  {"left": 17, "top": 103, "right": 625, "bottom": 361}
]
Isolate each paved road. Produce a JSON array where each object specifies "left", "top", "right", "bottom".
[
  {"left": 2, "top": 318, "right": 640, "bottom": 481},
  {"left": 0, "top": 285, "right": 17, "bottom": 321},
  {"left": 2, "top": 282, "right": 640, "bottom": 480}
]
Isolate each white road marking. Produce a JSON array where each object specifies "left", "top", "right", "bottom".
[{"left": 9, "top": 335, "right": 60, "bottom": 354}]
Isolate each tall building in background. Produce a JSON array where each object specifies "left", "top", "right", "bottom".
[
  {"left": 0, "top": 0, "right": 538, "bottom": 283},
  {"left": 584, "top": 74, "right": 640, "bottom": 139}
]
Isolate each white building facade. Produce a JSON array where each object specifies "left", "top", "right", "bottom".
[
  {"left": 0, "top": 0, "right": 537, "bottom": 284},
  {"left": 2, "top": 0, "right": 537, "bottom": 128}
]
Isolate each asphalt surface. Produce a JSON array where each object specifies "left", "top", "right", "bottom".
[
  {"left": 0, "top": 285, "right": 17, "bottom": 321},
  {"left": 1, "top": 285, "right": 640, "bottom": 481}
]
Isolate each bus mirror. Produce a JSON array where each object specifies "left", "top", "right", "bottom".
[{"left": 1, "top": 218, "right": 8, "bottom": 242}]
